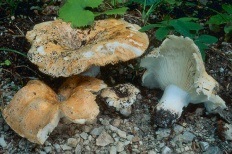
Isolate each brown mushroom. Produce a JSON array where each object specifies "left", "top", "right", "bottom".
[
  {"left": 58, "top": 76, "right": 107, "bottom": 124},
  {"left": 26, "top": 19, "right": 149, "bottom": 77},
  {"left": 2, "top": 80, "right": 60, "bottom": 144}
]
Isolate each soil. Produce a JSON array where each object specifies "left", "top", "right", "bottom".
[{"left": 0, "top": 1, "right": 231, "bottom": 154}]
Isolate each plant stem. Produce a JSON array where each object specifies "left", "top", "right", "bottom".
[{"left": 0, "top": 48, "right": 27, "bottom": 57}]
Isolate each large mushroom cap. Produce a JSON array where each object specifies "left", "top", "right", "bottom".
[
  {"left": 26, "top": 19, "right": 149, "bottom": 77},
  {"left": 58, "top": 75, "right": 107, "bottom": 124},
  {"left": 140, "top": 35, "right": 227, "bottom": 127},
  {"left": 3, "top": 80, "right": 60, "bottom": 144}
]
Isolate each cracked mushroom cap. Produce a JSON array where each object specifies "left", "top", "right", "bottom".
[
  {"left": 3, "top": 80, "right": 60, "bottom": 144},
  {"left": 140, "top": 35, "right": 227, "bottom": 127},
  {"left": 26, "top": 19, "right": 149, "bottom": 77},
  {"left": 99, "top": 83, "right": 140, "bottom": 117},
  {"left": 58, "top": 75, "right": 107, "bottom": 124}
]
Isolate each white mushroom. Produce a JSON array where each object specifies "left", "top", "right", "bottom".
[
  {"left": 140, "top": 35, "right": 227, "bottom": 127},
  {"left": 99, "top": 83, "right": 140, "bottom": 117}
]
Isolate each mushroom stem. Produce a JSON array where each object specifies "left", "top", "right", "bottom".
[{"left": 155, "top": 84, "right": 190, "bottom": 127}]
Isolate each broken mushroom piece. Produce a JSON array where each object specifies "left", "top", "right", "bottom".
[
  {"left": 140, "top": 35, "right": 227, "bottom": 127},
  {"left": 2, "top": 80, "right": 60, "bottom": 144},
  {"left": 58, "top": 75, "right": 107, "bottom": 124},
  {"left": 26, "top": 18, "right": 149, "bottom": 77},
  {"left": 99, "top": 83, "right": 140, "bottom": 117}
]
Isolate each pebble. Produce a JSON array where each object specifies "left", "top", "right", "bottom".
[
  {"left": 110, "top": 146, "right": 117, "bottom": 154},
  {"left": 0, "top": 136, "right": 7, "bottom": 148},
  {"left": 199, "top": 141, "right": 209, "bottom": 151},
  {"left": 67, "top": 138, "right": 78, "bottom": 147},
  {"left": 156, "top": 128, "right": 171, "bottom": 139},
  {"left": 112, "top": 119, "right": 121, "bottom": 127},
  {"left": 203, "top": 146, "right": 222, "bottom": 154},
  {"left": 127, "top": 134, "right": 134, "bottom": 141},
  {"left": 75, "top": 144, "right": 82, "bottom": 154},
  {"left": 174, "top": 125, "right": 184, "bottom": 134},
  {"left": 53, "top": 143, "right": 61, "bottom": 152},
  {"left": 90, "top": 127, "right": 104, "bottom": 136},
  {"left": 148, "top": 150, "right": 157, "bottom": 154},
  {"left": 173, "top": 131, "right": 196, "bottom": 143},
  {"left": 44, "top": 146, "right": 52, "bottom": 153},
  {"left": 80, "top": 132, "right": 88, "bottom": 140},
  {"left": 96, "top": 131, "right": 114, "bottom": 146},
  {"left": 132, "top": 136, "right": 140, "bottom": 142},
  {"left": 116, "top": 142, "right": 124, "bottom": 152},
  {"left": 60, "top": 144, "right": 72, "bottom": 151},
  {"left": 161, "top": 146, "right": 172, "bottom": 154}
]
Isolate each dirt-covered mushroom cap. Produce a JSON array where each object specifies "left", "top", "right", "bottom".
[
  {"left": 99, "top": 83, "right": 140, "bottom": 117},
  {"left": 58, "top": 76, "right": 107, "bottom": 124},
  {"left": 26, "top": 19, "right": 149, "bottom": 77},
  {"left": 140, "top": 35, "right": 227, "bottom": 127},
  {"left": 2, "top": 80, "right": 60, "bottom": 144}
]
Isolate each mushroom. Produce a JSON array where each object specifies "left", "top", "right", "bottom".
[
  {"left": 99, "top": 83, "right": 140, "bottom": 117},
  {"left": 2, "top": 76, "right": 106, "bottom": 144},
  {"left": 26, "top": 18, "right": 149, "bottom": 77},
  {"left": 140, "top": 35, "right": 227, "bottom": 127},
  {"left": 58, "top": 75, "right": 107, "bottom": 124},
  {"left": 2, "top": 80, "right": 60, "bottom": 144}
]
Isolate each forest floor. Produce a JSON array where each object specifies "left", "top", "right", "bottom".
[{"left": 0, "top": 2, "right": 232, "bottom": 154}]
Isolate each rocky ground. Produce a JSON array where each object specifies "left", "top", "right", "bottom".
[{"left": 0, "top": 1, "right": 232, "bottom": 154}]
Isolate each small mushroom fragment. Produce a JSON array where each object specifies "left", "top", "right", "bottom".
[
  {"left": 2, "top": 80, "right": 60, "bottom": 144},
  {"left": 26, "top": 19, "right": 149, "bottom": 77},
  {"left": 58, "top": 76, "right": 107, "bottom": 124},
  {"left": 140, "top": 35, "right": 227, "bottom": 127},
  {"left": 99, "top": 83, "right": 140, "bottom": 117}
]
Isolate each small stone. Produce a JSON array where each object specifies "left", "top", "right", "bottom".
[
  {"left": 174, "top": 125, "right": 184, "bottom": 134},
  {"left": 80, "top": 132, "right": 88, "bottom": 140},
  {"left": 117, "top": 129, "right": 127, "bottom": 139},
  {"left": 85, "top": 146, "right": 91, "bottom": 151},
  {"left": 199, "top": 142, "right": 209, "bottom": 151},
  {"left": 67, "top": 138, "right": 78, "bottom": 147},
  {"left": 173, "top": 131, "right": 196, "bottom": 143},
  {"left": 127, "top": 135, "right": 134, "bottom": 141},
  {"left": 101, "top": 119, "right": 110, "bottom": 125},
  {"left": 156, "top": 128, "right": 171, "bottom": 140},
  {"left": 0, "top": 136, "right": 7, "bottom": 148},
  {"left": 82, "top": 125, "right": 92, "bottom": 133},
  {"left": 90, "top": 127, "right": 104, "bottom": 136},
  {"left": 162, "top": 146, "right": 172, "bottom": 154},
  {"left": 116, "top": 142, "right": 124, "bottom": 152},
  {"left": 96, "top": 131, "right": 114, "bottom": 146},
  {"left": 203, "top": 146, "right": 222, "bottom": 154},
  {"left": 110, "top": 146, "right": 117, "bottom": 154},
  {"left": 53, "top": 143, "right": 61, "bottom": 152},
  {"left": 75, "top": 144, "right": 82, "bottom": 154},
  {"left": 148, "top": 150, "right": 157, "bottom": 154},
  {"left": 112, "top": 119, "right": 121, "bottom": 127},
  {"left": 44, "top": 146, "right": 52, "bottom": 153},
  {"left": 132, "top": 136, "right": 140, "bottom": 142},
  {"left": 124, "top": 141, "right": 130, "bottom": 146},
  {"left": 61, "top": 144, "right": 72, "bottom": 150}
]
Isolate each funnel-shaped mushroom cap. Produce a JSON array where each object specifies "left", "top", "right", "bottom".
[
  {"left": 58, "top": 76, "right": 107, "bottom": 124},
  {"left": 26, "top": 19, "right": 149, "bottom": 77},
  {"left": 140, "top": 35, "right": 227, "bottom": 112},
  {"left": 3, "top": 80, "right": 60, "bottom": 144},
  {"left": 140, "top": 35, "right": 227, "bottom": 127}
]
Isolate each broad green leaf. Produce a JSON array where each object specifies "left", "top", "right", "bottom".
[
  {"left": 224, "top": 24, "right": 232, "bottom": 34},
  {"left": 129, "top": 0, "right": 160, "bottom": 5},
  {"left": 155, "top": 27, "right": 171, "bottom": 40},
  {"left": 207, "top": 14, "right": 231, "bottom": 25},
  {"left": 96, "top": 7, "right": 128, "bottom": 16},
  {"left": 169, "top": 20, "right": 193, "bottom": 38},
  {"left": 196, "top": 35, "right": 218, "bottom": 44},
  {"left": 4, "top": 60, "right": 11, "bottom": 66},
  {"left": 59, "top": 0, "right": 103, "bottom": 27},
  {"left": 222, "top": 4, "right": 232, "bottom": 14},
  {"left": 194, "top": 41, "right": 208, "bottom": 61},
  {"left": 139, "top": 23, "right": 164, "bottom": 32},
  {"left": 180, "top": 21, "right": 203, "bottom": 31}
]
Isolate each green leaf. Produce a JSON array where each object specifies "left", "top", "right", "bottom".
[
  {"left": 207, "top": 14, "right": 231, "bottom": 25},
  {"left": 139, "top": 23, "right": 164, "bottom": 32},
  {"left": 196, "top": 35, "right": 218, "bottom": 44},
  {"left": 181, "top": 21, "right": 203, "bottom": 31},
  {"left": 222, "top": 4, "right": 232, "bottom": 14},
  {"left": 178, "top": 17, "right": 199, "bottom": 22},
  {"left": 129, "top": 0, "right": 160, "bottom": 5},
  {"left": 155, "top": 27, "right": 171, "bottom": 40},
  {"left": 194, "top": 41, "right": 208, "bottom": 61},
  {"left": 4, "top": 60, "right": 11, "bottom": 66},
  {"left": 169, "top": 20, "right": 193, "bottom": 38},
  {"left": 224, "top": 24, "right": 232, "bottom": 34},
  {"left": 58, "top": 0, "right": 103, "bottom": 27},
  {"left": 95, "top": 7, "right": 128, "bottom": 16}
]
